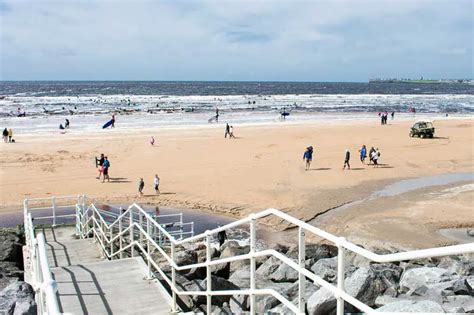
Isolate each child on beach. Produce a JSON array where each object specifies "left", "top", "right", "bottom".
[
  {"left": 154, "top": 174, "right": 160, "bottom": 194},
  {"left": 359, "top": 145, "right": 367, "bottom": 164},
  {"left": 343, "top": 149, "right": 351, "bottom": 170},
  {"left": 303, "top": 146, "right": 313, "bottom": 171},
  {"left": 102, "top": 156, "right": 110, "bottom": 182},
  {"left": 138, "top": 178, "right": 145, "bottom": 196},
  {"left": 230, "top": 126, "right": 235, "bottom": 138}
]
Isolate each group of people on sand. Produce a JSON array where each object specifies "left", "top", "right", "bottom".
[
  {"left": 379, "top": 111, "right": 394, "bottom": 125},
  {"left": 95, "top": 154, "right": 111, "bottom": 182},
  {"left": 138, "top": 175, "right": 160, "bottom": 196},
  {"left": 2, "top": 128, "right": 13, "bottom": 143},
  {"left": 303, "top": 144, "right": 382, "bottom": 171},
  {"left": 358, "top": 145, "right": 381, "bottom": 168}
]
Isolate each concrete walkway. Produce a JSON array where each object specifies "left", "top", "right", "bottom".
[{"left": 38, "top": 226, "right": 172, "bottom": 314}]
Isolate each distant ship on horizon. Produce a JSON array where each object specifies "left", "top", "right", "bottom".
[{"left": 369, "top": 76, "right": 472, "bottom": 84}]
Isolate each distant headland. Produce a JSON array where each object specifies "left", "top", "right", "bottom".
[{"left": 369, "top": 77, "right": 472, "bottom": 84}]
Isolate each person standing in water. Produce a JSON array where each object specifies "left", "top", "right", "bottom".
[
  {"left": 215, "top": 108, "right": 219, "bottom": 123},
  {"left": 359, "top": 145, "right": 367, "bottom": 164},
  {"left": 225, "top": 123, "right": 230, "bottom": 138},
  {"left": 343, "top": 149, "right": 351, "bottom": 170},
  {"left": 153, "top": 174, "right": 160, "bottom": 194},
  {"left": 65, "top": 119, "right": 70, "bottom": 129},
  {"left": 303, "top": 146, "right": 313, "bottom": 171},
  {"left": 111, "top": 114, "right": 116, "bottom": 128},
  {"left": 138, "top": 178, "right": 145, "bottom": 196}
]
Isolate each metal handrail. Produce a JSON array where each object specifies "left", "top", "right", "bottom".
[{"left": 76, "top": 198, "right": 474, "bottom": 315}]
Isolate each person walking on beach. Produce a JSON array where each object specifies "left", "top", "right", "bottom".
[
  {"left": 230, "top": 125, "right": 235, "bottom": 138},
  {"left": 391, "top": 111, "right": 395, "bottom": 120},
  {"left": 371, "top": 149, "right": 379, "bottom": 168},
  {"left": 65, "top": 119, "right": 70, "bottom": 129},
  {"left": 111, "top": 114, "right": 116, "bottom": 128},
  {"left": 150, "top": 136, "right": 155, "bottom": 146},
  {"left": 2, "top": 128, "right": 8, "bottom": 143},
  {"left": 153, "top": 174, "right": 160, "bottom": 194},
  {"left": 96, "top": 154, "right": 105, "bottom": 179},
  {"left": 343, "top": 149, "right": 351, "bottom": 170},
  {"left": 8, "top": 128, "right": 13, "bottom": 143},
  {"left": 368, "top": 146, "right": 376, "bottom": 165},
  {"left": 102, "top": 156, "right": 110, "bottom": 182},
  {"left": 225, "top": 123, "right": 230, "bottom": 138},
  {"left": 138, "top": 178, "right": 145, "bottom": 196},
  {"left": 303, "top": 146, "right": 313, "bottom": 171},
  {"left": 359, "top": 145, "right": 367, "bottom": 164}
]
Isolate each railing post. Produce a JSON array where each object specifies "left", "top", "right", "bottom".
[
  {"left": 146, "top": 218, "right": 152, "bottom": 279},
  {"left": 337, "top": 237, "right": 346, "bottom": 315},
  {"left": 179, "top": 213, "right": 183, "bottom": 240},
  {"left": 171, "top": 242, "right": 177, "bottom": 312},
  {"left": 139, "top": 212, "right": 143, "bottom": 246},
  {"left": 51, "top": 197, "right": 56, "bottom": 226},
  {"left": 119, "top": 216, "right": 123, "bottom": 259},
  {"left": 298, "top": 227, "right": 306, "bottom": 313},
  {"left": 130, "top": 209, "right": 135, "bottom": 257},
  {"left": 109, "top": 220, "right": 113, "bottom": 259},
  {"left": 250, "top": 216, "right": 256, "bottom": 315},
  {"left": 206, "top": 232, "right": 212, "bottom": 315},
  {"left": 191, "top": 222, "right": 194, "bottom": 237}
]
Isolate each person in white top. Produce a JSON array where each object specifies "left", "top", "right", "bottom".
[
  {"left": 154, "top": 174, "right": 160, "bottom": 194},
  {"left": 371, "top": 150, "right": 379, "bottom": 168}
]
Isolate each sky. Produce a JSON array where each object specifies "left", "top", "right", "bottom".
[{"left": 0, "top": 0, "right": 472, "bottom": 81}]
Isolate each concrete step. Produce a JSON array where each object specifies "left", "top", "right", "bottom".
[
  {"left": 52, "top": 257, "right": 172, "bottom": 314},
  {"left": 37, "top": 226, "right": 104, "bottom": 267}
]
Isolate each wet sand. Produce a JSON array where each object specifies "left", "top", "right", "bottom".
[{"left": 0, "top": 119, "right": 472, "bottom": 249}]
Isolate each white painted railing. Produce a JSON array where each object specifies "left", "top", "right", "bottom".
[
  {"left": 72, "top": 197, "right": 474, "bottom": 315},
  {"left": 23, "top": 195, "right": 474, "bottom": 314}
]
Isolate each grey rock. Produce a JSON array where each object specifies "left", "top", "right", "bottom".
[
  {"left": 452, "top": 278, "right": 473, "bottom": 296},
  {"left": 0, "top": 262, "right": 24, "bottom": 291},
  {"left": 437, "top": 256, "right": 473, "bottom": 276},
  {"left": 307, "top": 287, "right": 336, "bottom": 315},
  {"left": 269, "top": 281, "right": 319, "bottom": 313},
  {"left": 220, "top": 242, "right": 250, "bottom": 274},
  {"left": 0, "top": 230, "right": 23, "bottom": 263},
  {"left": 0, "top": 281, "right": 36, "bottom": 315},
  {"left": 287, "top": 244, "right": 337, "bottom": 265},
  {"left": 442, "top": 295, "right": 474, "bottom": 313},
  {"left": 310, "top": 257, "right": 338, "bottom": 283},
  {"left": 186, "top": 276, "right": 240, "bottom": 306},
  {"left": 399, "top": 267, "right": 453, "bottom": 295},
  {"left": 255, "top": 256, "right": 280, "bottom": 279},
  {"left": 269, "top": 263, "right": 298, "bottom": 283},
  {"left": 344, "top": 266, "right": 385, "bottom": 307},
  {"left": 229, "top": 265, "right": 250, "bottom": 289},
  {"left": 175, "top": 249, "right": 198, "bottom": 266},
  {"left": 374, "top": 295, "right": 406, "bottom": 307},
  {"left": 377, "top": 300, "right": 445, "bottom": 313}
]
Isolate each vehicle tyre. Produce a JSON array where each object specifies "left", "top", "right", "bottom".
[
  {"left": 409, "top": 132, "right": 414, "bottom": 137},
  {"left": 420, "top": 134, "right": 425, "bottom": 139},
  {"left": 429, "top": 134, "right": 433, "bottom": 138}
]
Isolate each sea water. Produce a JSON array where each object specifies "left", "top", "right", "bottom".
[{"left": 1, "top": 81, "right": 473, "bottom": 135}]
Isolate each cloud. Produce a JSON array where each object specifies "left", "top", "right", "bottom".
[{"left": 0, "top": 0, "right": 472, "bottom": 81}]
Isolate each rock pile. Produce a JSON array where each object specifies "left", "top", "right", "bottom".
[
  {"left": 0, "top": 228, "right": 36, "bottom": 315},
  {"left": 157, "top": 240, "right": 474, "bottom": 314}
]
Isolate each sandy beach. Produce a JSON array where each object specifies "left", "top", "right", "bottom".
[{"left": 1, "top": 118, "right": 473, "bottom": 249}]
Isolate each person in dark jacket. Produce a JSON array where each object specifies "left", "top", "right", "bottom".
[
  {"left": 303, "top": 146, "right": 313, "bottom": 171},
  {"left": 2, "top": 128, "right": 8, "bottom": 143},
  {"left": 217, "top": 228, "right": 227, "bottom": 248},
  {"left": 343, "top": 149, "right": 351, "bottom": 170}
]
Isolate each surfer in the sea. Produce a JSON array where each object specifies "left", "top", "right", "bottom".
[
  {"left": 215, "top": 108, "right": 219, "bottom": 122},
  {"left": 111, "top": 114, "right": 115, "bottom": 128}
]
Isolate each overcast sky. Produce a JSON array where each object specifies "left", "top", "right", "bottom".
[{"left": 0, "top": 0, "right": 472, "bottom": 81}]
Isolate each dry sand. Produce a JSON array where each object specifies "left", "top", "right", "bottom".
[{"left": 0, "top": 118, "right": 473, "bottom": 248}]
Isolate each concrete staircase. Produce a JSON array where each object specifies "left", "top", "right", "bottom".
[{"left": 39, "top": 226, "right": 172, "bottom": 314}]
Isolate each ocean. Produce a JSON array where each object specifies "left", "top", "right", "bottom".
[{"left": 1, "top": 81, "right": 473, "bottom": 134}]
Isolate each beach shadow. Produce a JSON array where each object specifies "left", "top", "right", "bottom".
[
  {"left": 432, "top": 136, "right": 449, "bottom": 140},
  {"left": 375, "top": 164, "right": 394, "bottom": 169},
  {"left": 108, "top": 177, "right": 131, "bottom": 183},
  {"left": 350, "top": 168, "right": 365, "bottom": 171},
  {"left": 310, "top": 167, "right": 331, "bottom": 171}
]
